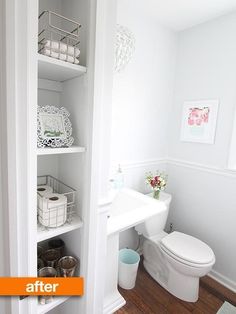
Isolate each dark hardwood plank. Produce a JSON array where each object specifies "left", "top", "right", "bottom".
[
  {"left": 116, "top": 298, "right": 143, "bottom": 314},
  {"left": 115, "top": 260, "right": 232, "bottom": 314},
  {"left": 201, "top": 276, "right": 236, "bottom": 306}
]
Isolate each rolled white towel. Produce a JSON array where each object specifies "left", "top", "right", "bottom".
[
  {"left": 44, "top": 40, "right": 80, "bottom": 57},
  {"left": 42, "top": 48, "right": 79, "bottom": 64}
]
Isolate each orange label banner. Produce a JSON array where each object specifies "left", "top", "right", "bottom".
[{"left": 0, "top": 277, "right": 84, "bottom": 296}]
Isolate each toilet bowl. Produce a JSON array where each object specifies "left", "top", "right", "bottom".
[{"left": 135, "top": 192, "right": 215, "bottom": 302}]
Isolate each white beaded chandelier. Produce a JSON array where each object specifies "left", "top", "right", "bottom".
[{"left": 115, "top": 24, "right": 135, "bottom": 73}]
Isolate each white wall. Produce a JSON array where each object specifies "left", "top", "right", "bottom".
[
  {"left": 112, "top": 5, "right": 236, "bottom": 290},
  {"left": 167, "top": 12, "right": 236, "bottom": 290},
  {"left": 168, "top": 12, "right": 236, "bottom": 166},
  {"left": 111, "top": 0, "right": 176, "bottom": 168},
  {"left": 111, "top": 0, "right": 176, "bottom": 248}
]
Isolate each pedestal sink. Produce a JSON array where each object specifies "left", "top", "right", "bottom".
[{"left": 103, "top": 188, "right": 167, "bottom": 314}]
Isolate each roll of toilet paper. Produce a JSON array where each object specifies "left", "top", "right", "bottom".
[
  {"left": 37, "top": 185, "right": 54, "bottom": 210},
  {"left": 38, "top": 193, "right": 67, "bottom": 228},
  {"left": 37, "top": 185, "right": 53, "bottom": 197},
  {"left": 43, "top": 193, "right": 67, "bottom": 209}
]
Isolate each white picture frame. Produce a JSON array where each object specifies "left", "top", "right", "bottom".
[
  {"left": 37, "top": 105, "right": 74, "bottom": 148},
  {"left": 180, "top": 99, "right": 219, "bottom": 144}
]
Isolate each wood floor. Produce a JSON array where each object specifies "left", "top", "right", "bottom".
[{"left": 116, "top": 261, "right": 236, "bottom": 314}]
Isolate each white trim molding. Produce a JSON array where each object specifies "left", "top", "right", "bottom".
[
  {"left": 121, "top": 158, "right": 166, "bottom": 170},
  {"left": 209, "top": 270, "right": 236, "bottom": 293},
  {"left": 119, "top": 157, "right": 236, "bottom": 178},
  {"left": 103, "top": 293, "right": 126, "bottom": 314},
  {"left": 167, "top": 158, "right": 236, "bottom": 178}
]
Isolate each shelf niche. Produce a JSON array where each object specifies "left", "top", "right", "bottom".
[{"left": 38, "top": 54, "right": 86, "bottom": 82}]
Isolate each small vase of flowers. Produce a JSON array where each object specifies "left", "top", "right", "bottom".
[{"left": 145, "top": 171, "right": 168, "bottom": 200}]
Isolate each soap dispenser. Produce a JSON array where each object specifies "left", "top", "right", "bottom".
[{"left": 114, "top": 164, "right": 124, "bottom": 189}]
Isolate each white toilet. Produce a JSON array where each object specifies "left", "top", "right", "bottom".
[{"left": 135, "top": 192, "right": 215, "bottom": 302}]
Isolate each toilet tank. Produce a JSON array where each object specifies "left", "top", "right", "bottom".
[{"left": 135, "top": 192, "right": 172, "bottom": 238}]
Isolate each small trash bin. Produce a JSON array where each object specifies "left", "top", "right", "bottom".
[{"left": 118, "top": 248, "right": 140, "bottom": 290}]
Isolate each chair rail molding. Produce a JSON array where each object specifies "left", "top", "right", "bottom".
[
  {"left": 120, "top": 158, "right": 166, "bottom": 170},
  {"left": 166, "top": 158, "right": 236, "bottom": 178},
  {"left": 117, "top": 157, "right": 236, "bottom": 178}
]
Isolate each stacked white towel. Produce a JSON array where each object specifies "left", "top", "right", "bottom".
[
  {"left": 41, "top": 40, "right": 80, "bottom": 64},
  {"left": 44, "top": 40, "right": 80, "bottom": 57},
  {"left": 42, "top": 48, "right": 79, "bottom": 64}
]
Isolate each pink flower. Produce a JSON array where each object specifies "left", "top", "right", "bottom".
[
  {"left": 146, "top": 171, "right": 167, "bottom": 192},
  {"left": 150, "top": 179, "right": 156, "bottom": 188},
  {"left": 154, "top": 176, "right": 159, "bottom": 182}
]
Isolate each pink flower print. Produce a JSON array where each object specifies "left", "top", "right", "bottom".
[
  {"left": 188, "top": 107, "right": 210, "bottom": 126},
  {"left": 188, "top": 117, "right": 194, "bottom": 125},
  {"left": 196, "top": 119, "right": 202, "bottom": 125},
  {"left": 202, "top": 108, "right": 210, "bottom": 123}
]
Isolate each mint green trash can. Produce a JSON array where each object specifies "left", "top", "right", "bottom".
[{"left": 118, "top": 248, "right": 140, "bottom": 290}]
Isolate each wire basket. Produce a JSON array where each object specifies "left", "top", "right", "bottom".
[
  {"left": 37, "top": 175, "right": 76, "bottom": 228},
  {"left": 38, "top": 10, "right": 81, "bottom": 64}
]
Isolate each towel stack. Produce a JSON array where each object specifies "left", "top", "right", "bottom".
[{"left": 41, "top": 40, "right": 80, "bottom": 64}]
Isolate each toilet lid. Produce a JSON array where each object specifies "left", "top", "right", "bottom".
[{"left": 161, "top": 231, "right": 215, "bottom": 265}]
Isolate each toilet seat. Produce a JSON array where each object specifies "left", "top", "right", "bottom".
[{"left": 160, "top": 232, "right": 215, "bottom": 267}]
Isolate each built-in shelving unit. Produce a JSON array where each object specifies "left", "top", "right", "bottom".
[
  {"left": 32, "top": 0, "right": 92, "bottom": 313},
  {"left": 37, "top": 146, "right": 86, "bottom": 156},
  {"left": 38, "top": 54, "right": 87, "bottom": 82},
  {"left": 36, "top": 2, "right": 88, "bottom": 314},
  {"left": 37, "top": 297, "right": 70, "bottom": 314},
  {"left": 37, "top": 215, "right": 83, "bottom": 242},
  {"left": 8, "top": 0, "right": 108, "bottom": 311}
]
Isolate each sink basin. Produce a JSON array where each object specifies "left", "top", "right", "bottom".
[{"left": 107, "top": 188, "right": 167, "bottom": 235}]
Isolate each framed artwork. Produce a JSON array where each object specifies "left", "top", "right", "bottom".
[
  {"left": 180, "top": 99, "right": 219, "bottom": 144},
  {"left": 40, "top": 113, "right": 66, "bottom": 139},
  {"left": 37, "top": 105, "right": 74, "bottom": 148}
]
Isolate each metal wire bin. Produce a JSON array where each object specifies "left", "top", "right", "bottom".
[
  {"left": 38, "top": 10, "right": 81, "bottom": 65},
  {"left": 37, "top": 175, "right": 76, "bottom": 229}
]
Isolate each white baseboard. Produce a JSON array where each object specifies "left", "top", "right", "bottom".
[
  {"left": 209, "top": 270, "right": 236, "bottom": 293},
  {"left": 103, "top": 292, "right": 126, "bottom": 314}
]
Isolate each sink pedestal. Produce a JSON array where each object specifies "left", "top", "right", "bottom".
[
  {"left": 103, "top": 188, "right": 167, "bottom": 313},
  {"left": 103, "top": 233, "right": 126, "bottom": 314}
]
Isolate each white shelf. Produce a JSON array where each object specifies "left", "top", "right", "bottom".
[
  {"left": 37, "top": 146, "right": 86, "bottom": 156},
  {"left": 38, "top": 54, "right": 86, "bottom": 82},
  {"left": 37, "top": 296, "right": 70, "bottom": 314},
  {"left": 37, "top": 215, "right": 83, "bottom": 242}
]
